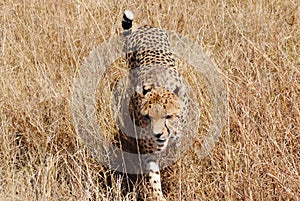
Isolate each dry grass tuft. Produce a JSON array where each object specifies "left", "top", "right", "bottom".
[{"left": 1, "top": 0, "right": 299, "bottom": 200}]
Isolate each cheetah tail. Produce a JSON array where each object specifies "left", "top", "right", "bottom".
[{"left": 122, "top": 10, "right": 134, "bottom": 36}]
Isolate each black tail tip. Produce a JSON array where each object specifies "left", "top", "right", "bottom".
[{"left": 122, "top": 10, "right": 134, "bottom": 30}]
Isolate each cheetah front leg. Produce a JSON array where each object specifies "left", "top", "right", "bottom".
[{"left": 139, "top": 161, "right": 166, "bottom": 201}]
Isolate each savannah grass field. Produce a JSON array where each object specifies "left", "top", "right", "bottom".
[{"left": 0, "top": 0, "right": 299, "bottom": 200}]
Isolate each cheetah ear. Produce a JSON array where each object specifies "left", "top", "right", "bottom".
[
  {"left": 174, "top": 86, "right": 180, "bottom": 96},
  {"left": 142, "top": 85, "right": 152, "bottom": 95},
  {"left": 136, "top": 84, "right": 154, "bottom": 96}
]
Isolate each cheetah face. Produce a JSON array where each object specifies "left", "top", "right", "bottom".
[{"left": 136, "top": 84, "right": 181, "bottom": 148}]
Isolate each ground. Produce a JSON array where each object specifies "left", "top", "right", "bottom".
[{"left": 0, "top": 0, "right": 299, "bottom": 200}]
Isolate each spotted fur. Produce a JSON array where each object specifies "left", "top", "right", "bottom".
[{"left": 121, "top": 19, "right": 188, "bottom": 200}]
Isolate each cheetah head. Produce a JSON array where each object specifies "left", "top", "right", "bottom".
[{"left": 136, "top": 84, "right": 182, "bottom": 147}]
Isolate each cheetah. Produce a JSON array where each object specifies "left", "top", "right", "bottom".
[{"left": 112, "top": 10, "right": 190, "bottom": 200}]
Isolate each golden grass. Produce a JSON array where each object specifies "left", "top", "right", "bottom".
[{"left": 1, "top": 0, "right": 299, "bottom": 200}]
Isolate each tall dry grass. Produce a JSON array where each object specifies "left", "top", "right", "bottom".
[{"left": 0, "top": 0, "right": 299, "bottom": 200}]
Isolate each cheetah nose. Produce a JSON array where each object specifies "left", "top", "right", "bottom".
[
  {"left": 154, "top": 133, "right": 167, "bottom": 143},
  {"left": 154, "top": 133, "right": 163, "bottom": 138}
]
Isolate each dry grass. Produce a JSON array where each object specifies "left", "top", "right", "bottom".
[{"left": 1, "top": 0, "right": 299, "bottom": 200}]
